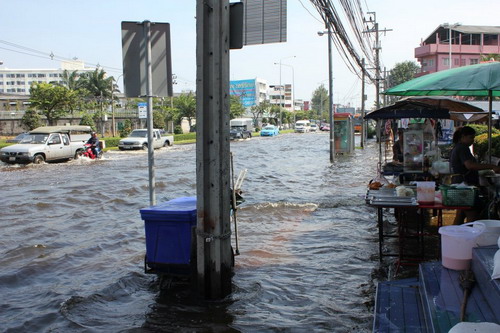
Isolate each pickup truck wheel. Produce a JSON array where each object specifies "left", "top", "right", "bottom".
[
  {"left": 33, "top": 154, "right": 45, "bottom": 164},
  {"left": 75, "top": 150, "right": 83, "bottom": 159},
  {"left": 163, "top": 141, "right": 169, "bottom": 147},
  {"left": 142, "top": 143, "right": 148, "bottom": 150}
]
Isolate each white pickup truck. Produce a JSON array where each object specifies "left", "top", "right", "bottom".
[
  {"left": 0, "top": 125, "right": 91, "bottom": 164},
  {"left": 118, "top": 129, "right": 174, "bottom": 151}
]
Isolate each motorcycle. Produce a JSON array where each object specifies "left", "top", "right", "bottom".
[{"left": 77, "top": 143, "right": 103, "bottom": 160}]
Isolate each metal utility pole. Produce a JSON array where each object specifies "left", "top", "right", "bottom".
[
  {"left": 196, "top": 0, "right": 232, "bottom": 299},
  {"left": 361, "top": 58, "right": 366, "bottom": 149},
  {"left": 144, "top": 21, "right": 156, "bottom": 207},
  {"left": 328, "top": 25, "right": 335, "bottom": 162}
]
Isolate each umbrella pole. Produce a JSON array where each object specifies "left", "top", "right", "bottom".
[{"left": 489, "top": 90, "right": 493, "bottom": 164}]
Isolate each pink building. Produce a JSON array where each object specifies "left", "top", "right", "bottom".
[{"left": 415, "top": 24, "right": 500, "bottom": 75}]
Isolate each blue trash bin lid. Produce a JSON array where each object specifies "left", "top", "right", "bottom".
[{"left": 140, "top": 196, "right": 196, "bottom": 221}]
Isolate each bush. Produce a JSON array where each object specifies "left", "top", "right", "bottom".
[
  {"left": 174, "top": 133, "right": 196, "bottom": 141},
  {"left": 20, "top": 109, "right": 41, "bottom": 131},
  {"left": 174, "top": 125, "right": 183, "bottom": 134},
  {"left": 119, "top": 119, "right": 132, "bottom": 137},
  {"left": 102, "top": 137, "right": 121, "bottom": 148},
  {"left": 474, "top": 133, "right": 500, "bottom": 161},
  {"left": 80, "top": 114, "right": 96, "bottom": 131},
  {"left": 469, "top": 124, "right": 500, "bottom": 136}
]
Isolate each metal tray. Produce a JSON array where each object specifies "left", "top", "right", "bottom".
[{"left": 369, "top": 199, "right": 418, "bottom": 207}]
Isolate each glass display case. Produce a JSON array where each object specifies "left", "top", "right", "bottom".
[{"left": 403, "top": 130, "right": 424, "bottom": 172}]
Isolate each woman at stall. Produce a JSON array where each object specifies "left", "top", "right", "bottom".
[{"left": 450, "top": 126, "right": 500, "bottom": 224}]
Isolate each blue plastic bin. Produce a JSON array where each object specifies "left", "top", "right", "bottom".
[{"left": 140, "top": 197, "right": 196, "bottom": 274}]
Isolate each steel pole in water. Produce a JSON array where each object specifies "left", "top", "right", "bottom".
[
  {"left": 144, "top": 21, "right": 156, "bottom": 206},
  {"left": 328, "top": 25, "right": 335, "bottom": 162}
]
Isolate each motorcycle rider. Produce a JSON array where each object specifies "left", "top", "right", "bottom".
[{"left": 86, "top": 132, "right": 100, "bottom": 158}]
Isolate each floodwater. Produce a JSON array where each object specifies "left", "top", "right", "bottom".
[{"left": 1, "top": 132, "right": 384, "bottom": 332}]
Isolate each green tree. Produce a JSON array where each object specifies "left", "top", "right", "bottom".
[
  {"left": 311, "top": 85, "right": 329, "bottom": 118},
  {"left": 269, "top": 105, "right": 282, "bottom": 125},
  {"left": 29, "top": 82, "right": 78, "bottom": 125},
  {"left": 60, "top": 70, "right": 81, "bottom": 90},
  {"left": 250, "top": 100, "right": 270, "bottom": 129},
  {"left": 119, "top": 119, "right": 133, "bottom": 137},
  {"left": 79, "top": 113, "right": 97, "bottom": 131},
  {"left": 481, "top": 53, "right": 500, "bottom": 62},
  {"left": 153, "top": 109, "right": 166, "bottom": 129},
  {"left": 79, "top": 68, "right": 113, "bottom": 114},
  {"left": 174, "top": 93, "right": 196, "bottom": 128},
  {"left": 20, "top": 109, "right": 41, "bottom": 131},
  {"left": 386, "top": 61, "right": 421, "bottom": 104},
  {"left": 230, "top": 95, "right": 245, "bottom": 119}
]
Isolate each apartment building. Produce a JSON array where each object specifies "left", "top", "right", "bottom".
[
  {"left": 0, "top": 60, "right": 94, "bottom": 95},
  {"left": 415, "top": 24, "right": 500, "bottom": 75},
  {"left": 269, "top": 83, "right": 294, "bottom": 111}
]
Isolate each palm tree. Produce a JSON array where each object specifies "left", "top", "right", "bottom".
[
  {"left": 79, "top": 68, "right": 113, "bottom": 113},
  {"left": 174, "top": 93, "right": 196, "bottom": 129},
  {"left": 60, "top": 70, "right": 81, "bottom": 90}
]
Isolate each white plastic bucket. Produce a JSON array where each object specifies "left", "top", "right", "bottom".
[
  {"left": 473, "top": 220, "right": 500, "bottom": 246},
  {"left": 438, "top": 222, "right": 485, "bottom": 270},
  {"left": 416, "top": 181, "right": 435, "bottom": 203}
]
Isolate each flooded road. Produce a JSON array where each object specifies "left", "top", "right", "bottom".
[{"left": 1, "top": 132, "right": 382, "bottom": 332}]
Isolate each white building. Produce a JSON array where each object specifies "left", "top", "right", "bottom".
[
  {"left": 269, "top": 83, "right": 294, "bottom": 112},
  {"left": 0, "top": 60, "right": 94, "bottom": 95}
]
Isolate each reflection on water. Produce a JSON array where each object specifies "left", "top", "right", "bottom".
[{"left": 0, "top": 133, "right": 381, "bottom": 332}]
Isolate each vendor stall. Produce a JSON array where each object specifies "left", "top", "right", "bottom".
[{"left": 364, "top": 97, "right": 486, "bottom": 178}]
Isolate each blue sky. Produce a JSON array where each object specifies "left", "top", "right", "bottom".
[{"left": 1, "top": 0, "right": 499, "bottom": 109}]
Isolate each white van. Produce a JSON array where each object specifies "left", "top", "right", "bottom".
[{"left": 295, "top": 120, "right": 311, "bottom": 133}]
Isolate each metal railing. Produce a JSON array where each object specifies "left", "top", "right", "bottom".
[{"left": 0, "top": 108, "right": 139, "bottom": 119}]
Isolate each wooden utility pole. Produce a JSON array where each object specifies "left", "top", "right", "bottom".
[{"left": 195, "top": 0, "right": 233, "bottom": 299}]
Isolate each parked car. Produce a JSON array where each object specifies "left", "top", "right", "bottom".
[
  {"left": 320, "top": 124, "right": 331, "bottom": 131},
  {"left": 230, "top": 118, "right": 254, "bottom": 140},
  {"left": 310, "top": 124, "right": 318, "bottom": 132},
  {"left": 260, "top": 125, "right": 279, "bottom": 137},
  {"left": 6, "top": 133, "right": 29, "bottom": 143}
]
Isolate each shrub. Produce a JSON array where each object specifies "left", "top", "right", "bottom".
[
  {"left": 119, "top": 119, "right": 132, "bottom": 137},
  {"left": 174, "top": 133, "right": 196, "bottom": 141},
  {"left": 102, "top": 137, "right": 121, "bottom": 148},
  {"left": 174, "top": 125, "right": 183, "bottom": 134},
  {"left": 80, "top": 114, "right": 96, "bottom": 131},
  {"left": 468, "top": 124, "right": 500, "bottom": 136},
  {"left": 474, "top": 132, "right": 500, "bottom": 161}
]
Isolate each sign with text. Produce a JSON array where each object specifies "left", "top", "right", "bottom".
[
  {"left": 138, "top": 102, "right": 147, "bottom": 119},
  {"left": 230, "top": 79, "right": 257, "bottom": 108}
]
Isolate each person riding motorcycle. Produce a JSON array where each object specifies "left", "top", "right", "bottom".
[{"left": 86, "top": 132, "right": 100, "bottom": 158}]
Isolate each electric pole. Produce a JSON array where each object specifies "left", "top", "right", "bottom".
[{"left": 364, "top": 12, "right": 392, "bottom": 110}]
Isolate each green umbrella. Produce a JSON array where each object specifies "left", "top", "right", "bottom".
[{"left": 384, "top": 61, "right": 500, "bottom": 161}]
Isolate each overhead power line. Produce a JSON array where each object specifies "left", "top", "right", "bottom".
[
  {"left": 0, "top": 39, "right": 122, "bottom": 74},
  {"left": 309, "top": 0, "right": 376, "bottom": 81}
]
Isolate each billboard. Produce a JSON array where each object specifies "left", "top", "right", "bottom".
[{"left": 230, "top": 79, "right": 257, "bottom": 108}]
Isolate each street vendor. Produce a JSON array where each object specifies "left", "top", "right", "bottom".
[
  {"left": 392, "top": 128, "right": 404, "bottom": 163},
  {"left": 450, "top": 126, "right": 500, "bottom": 224}
]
